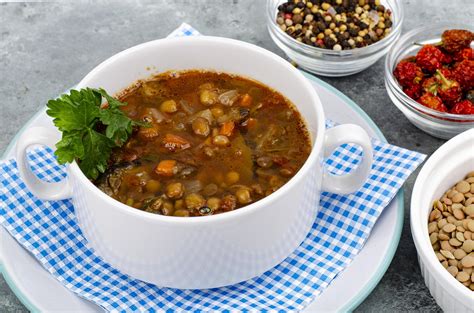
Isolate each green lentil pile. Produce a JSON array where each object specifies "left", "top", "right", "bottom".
[{"left": 276, "top": 0, "right": 393, "bottom": 50}]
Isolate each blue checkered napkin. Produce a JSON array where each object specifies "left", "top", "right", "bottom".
[
  {"left": 166, "top": 23, "right": 201, "bottom": 38},
  {"left": 0, "top": 24, "right": 426, "bottom": 311},
  {"left": 0, "top": 134, "right": 425, "bottom": 311}
]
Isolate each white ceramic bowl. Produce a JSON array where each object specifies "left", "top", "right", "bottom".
[
  {"left": 15, "top": 36, "right": 374, "bottom": 289},
  {"left": 411, "top": 128, "right": 474, "bottom": 312}
]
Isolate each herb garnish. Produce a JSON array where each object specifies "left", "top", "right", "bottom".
[{"left": 46, "top": 88, "right": 147, "bottom": 180}]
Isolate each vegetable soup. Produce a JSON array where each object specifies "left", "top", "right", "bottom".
[{"left": 95, "top": 71, "right": 312, "bottom": 216}]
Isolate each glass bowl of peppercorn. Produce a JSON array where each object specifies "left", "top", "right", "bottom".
[
  {"left": 266, "top": 0, "right": 404, "bottom": 77},
  {"left": 385, "top": 24, "right": 474, "bottom": 140}
]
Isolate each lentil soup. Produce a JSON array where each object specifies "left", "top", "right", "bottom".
[{"left": 95, "top": 71, "right": 312, "bottom": 217}]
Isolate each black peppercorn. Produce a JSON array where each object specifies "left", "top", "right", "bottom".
[
  {"left": 317, "top": 21, "right": 326, "bottom": 31},
  {"left": 275, "top": 0, "right": 393, "bottom": 51},
  {"left": 324, "top": 37, "right": 336, "bottom": 48}
]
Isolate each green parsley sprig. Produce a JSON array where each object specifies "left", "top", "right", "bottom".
[{"left": 46, "top": 88, "right": 147, "bottom": 180}]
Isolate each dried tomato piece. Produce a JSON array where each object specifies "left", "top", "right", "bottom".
[
  {"left": 394, "top": 61, "right": 424, "bottom": 87},
  {"left": 422, "top": 77, "right": 439, "bottom": 94},
  {"left": 416, "top": 45, "right": 452, "bottom": 73},
  {"left": 434, "top": 70, "right": 462, "bottom": 107},
  {"left": 450, "top": 100, "right": 474, "bottom": 115},
  {"left": 452, "top": 60, "right": 474, "bottom": 90},
  {"left": 453, "top": 47, "right": 474, "bottom": 61},
  {"left": 441, "top": 29, "right": 474, "bottom": 54},
  {"left": 403, "top": 83, "right": 422, "bottom": 100},
  {"left": 418, "top": 93, "right": 448, "bottom": 112}
]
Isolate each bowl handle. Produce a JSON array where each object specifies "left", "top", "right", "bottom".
[
  {"left": 322, "top": 124, "right": 373, "bottom": 194},
  {"left": 15, "top": 127, "right": 72, "bottom": 200}
]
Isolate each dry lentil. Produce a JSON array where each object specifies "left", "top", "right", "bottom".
[{"left": 428, "top": 172, "right": 474, "bottom": 291}]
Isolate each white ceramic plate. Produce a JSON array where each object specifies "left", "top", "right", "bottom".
[{"left": 0, "top": 73, "right": 403, "bottom": 313}]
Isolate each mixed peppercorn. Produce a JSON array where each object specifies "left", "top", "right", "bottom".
[
  {"left": 276, "top": 0, "right": 393, "bottom": 50},
  {"left": 393, "top": 29, "right": 474, "bottom": 115}
]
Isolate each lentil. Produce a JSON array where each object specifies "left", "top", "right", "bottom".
[{"left": 428, "top": 172, "right": 474, "bottom": 291}]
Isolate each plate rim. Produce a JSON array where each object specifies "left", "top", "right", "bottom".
[{"left": 0, "top": 73, "right": 404, "bottom": 313}]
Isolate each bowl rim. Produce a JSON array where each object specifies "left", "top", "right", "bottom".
[
  {"left": 265, "top": 0, "right": 404, "bottom": 57},
  {"left": 385, "top": 23, "right": 474, "bottom": 122},
  {"left": 410, "top": 128, "right": 474, "bottom": 303},
  {"left": 72, "top": 35, "right": 326, "bottom": 225}
]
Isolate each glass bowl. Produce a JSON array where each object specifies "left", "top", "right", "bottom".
[
  {"left": 266, "top": 0, "right": 404, "bottom": 77},
  {"left": 385, "top": 23, "right": 474, "bottom": 140}
]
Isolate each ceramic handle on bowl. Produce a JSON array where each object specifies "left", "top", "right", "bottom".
[
  {"left": 15, "top": 127, "right": 72, "bottom": 200},
  {"left": 322, "top": 124, "right": 373, "bottom": 194}
]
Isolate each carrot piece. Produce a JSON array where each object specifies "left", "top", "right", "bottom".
[
  {"left": 155, "top": 160, "right": 177, "bottom": 176},
  {"left": 246, "top": 118, "right": 257, "bottom": 129},
  {"left": 240, "top": 94, "right": 252, "bottom": 107},
  {"left": 220, "top": 121, "right": 235, "bottom": 137},
  {"left": 162, "top": 133, "right": 191, "bottom": 152}
]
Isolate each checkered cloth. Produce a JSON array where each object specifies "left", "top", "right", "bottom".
[{"left": 0, "top": 24, "right": 426, "bottom": 311}]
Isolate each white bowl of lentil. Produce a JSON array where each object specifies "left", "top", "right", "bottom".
[
  {"left": 411, "top": 129, "right": 474, "bottom": 312},
  {"left": 266, "top": 0, "right": 404, "bottom": 77},
  {"left": 15, "top": 36, "right": 374, "bottom": 289}
]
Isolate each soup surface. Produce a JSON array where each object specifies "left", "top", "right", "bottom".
[{"left": 95, "top": 71, "right": 312, "bottom": 216}]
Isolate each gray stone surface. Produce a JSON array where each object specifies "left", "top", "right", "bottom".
[{"left": 0, "top": 0, "right": 472, "bottom": 311}]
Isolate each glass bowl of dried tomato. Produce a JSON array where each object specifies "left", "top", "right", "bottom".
[
  {"left": 266, "top": 0, "right": 404, "bottom": 77},
  {"left": 385, "top": 24, "right": 474, "bottom": 139}
]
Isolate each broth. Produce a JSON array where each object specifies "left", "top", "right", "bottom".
[{"left": 95, "top": 71, "right": 312, "bottom": 217}]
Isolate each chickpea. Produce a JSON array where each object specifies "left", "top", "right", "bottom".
[
  {"left": 185, "top": 193, "right": 206, "bottom": 209},
  {"left": 160, "top": 100, "right": 178, "bottom": 113},
  {"left": 211, "top": 106, "right": 224, "bottom": 118},
  {"left": 145, "top": 180, "right": 161, "bottom": 193},
  {"left": 166, "top": 182, "right": 184, "bottom": 199},
  {"left": 200, "top": 89, "right": 218, "bottom": 105},
  {"left": 162, "top": 201, "right": 175, "bottom": 216},
  {"left": 235, "top": 188, "right": 252, "bottom": 204},
  {"left": 226, "top": 171, "right": 240, "bottom": 185},
  {"left": 192, "top": 117, "right": 210, "bottom": 137},
  {"left": 175, "top": 199, "right": 184, "bottom": 210},
  {"left": 212, "top": 135, "right": 230, "bottom": 147},
  {"left": 207, "top": 197, "right": 221, "bottom": 211}
]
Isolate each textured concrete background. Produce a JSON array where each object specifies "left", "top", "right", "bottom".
[{"left": 0, "top": 0, "right": 473, "bottom": 311}]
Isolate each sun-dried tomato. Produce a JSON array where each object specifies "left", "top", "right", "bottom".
[
  {"left": 422, "top": 77, "right": 438, "bottom": 94},
  {"left": 394, "top": 61, "right": 424, "bottom": 87},
  {"left": 450, "top": 99, "right": 474, "bottom": 114},
  {"left": 416, "top": 45, "right": 450, "bottom": 73},
  {"left": 403, "top": 84, "right": 422, "bottom": 100},
  {"left": 453, "top": 47, "right": 474, "bottom": 61},
  {"left": 418, "top": 93, "right": 448, "bottom": 112},
  {"left": 441, "top": 29, "right": 474, "bottom": 54},
  {"left": 434, "top": 70, "right": 462, "bottom": 107},
  {"left": 452, "top": 59, "right": 474, "bottom": 90}
]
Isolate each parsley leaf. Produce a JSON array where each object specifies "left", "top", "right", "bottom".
[
  {"left": 46, "top": 88, "right": 145, "bottom": 180},
  {"left": 79, "top": 129, "right": 115, "bottom": 179},
  {"left": 96, "top": 88, "right": 146, "bottom": 145},
  {"left": 47, "top": 89, "right": 101, "bottom": 131}
]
